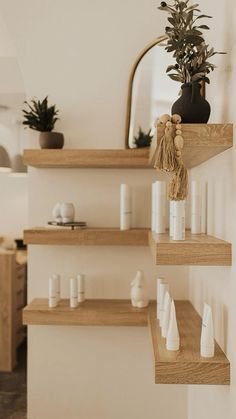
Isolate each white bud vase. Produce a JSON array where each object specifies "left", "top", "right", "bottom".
[{"left": 60, "top": 203, "right": 75, "bottom": 223}]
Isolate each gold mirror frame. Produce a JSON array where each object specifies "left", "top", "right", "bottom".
[
  {"left": 125, "top": 36, "right": 168, "bottom": 148},
  {"left": 124, "top": 36, "right": 206, "bottom": 148}
]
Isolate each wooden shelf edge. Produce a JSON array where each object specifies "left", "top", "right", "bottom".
[
  {"left": 23, "top": 148, "right": 153, "bottom": 169},
  {"left": 23, "top": 299, "right": 148, "bottom": 327},
  {"left": 24, "top": 227, "right": 149, "bottom": 246},
  {"left": 148, "top": 301, "right": 230, "bottom": 385},
  {"left": 150, "top": 123, "right": 233, "bottom": 169},
  {"left": 149, "top": 231, "right": 232, "bottom": 266}
]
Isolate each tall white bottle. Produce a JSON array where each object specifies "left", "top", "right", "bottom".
[
  {"left": 161, "top": 291, "right": 171, "bottom": 338},
  {"left": 52, "top": 273, "right": 60, "bottom": 304},
  {"left": 151, "top": 183, "right": 156, "bottom": 231},
  {"left": 169, "top": 200, "right": 174, "bottom": 237},
  {"left": 70, "top": 278, "right": 78, "bottom": 308},
  {"left": 173, "top": 200, "right": 185, "bottom": 241},
  {"left": 77, "top": 274, "right": 85, "bottom": 303},
  {"left": 159, "top": 282, "right": 169, "bottom": 327},
  {"left": 48, "top": 277, "right": 58, "bottom": 308},
  {"left": 201, "top": 181, "right": 207, "bottom": 234},
  {"left": 166, "top": 300, "right": 180, "bottom": 351},
  {"left": 156, "top": 277, "right": 164, "bottom": 319},
  {"left": 191, "top": 181, "right": 201, "bottom": 234},
  {"left": 200, "top": 303, "right": 215, "bottom": 358},
  {"left": 120, "top": 184, "right": 132, "bottom": 230},
  {"left": 154, "top": 181, "right": 166, "bottom": 234}
]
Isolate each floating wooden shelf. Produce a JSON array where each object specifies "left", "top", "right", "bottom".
[
  {"left": 24, "top": 227, "right": 149, "bottom": 246},
  {"left": 149, "top": 231, "right": 232, "bottom": 266},
  {"left": 148, "top": 301, "right": 230, "bottom": 385},
  {"left": 150, "top": 123, "right": 233, "bottom": 169},
  {"left": 23, "top": 148, "right": 152, "bottom": 169},
  {"left": 23, "top": 299, "right": 148, "bottom": 326}
]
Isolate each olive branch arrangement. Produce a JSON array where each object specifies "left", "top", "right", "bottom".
[{"left": 158, "top": 0, "right": 225, "bottom": 85}]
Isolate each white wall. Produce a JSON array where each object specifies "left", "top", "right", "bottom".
[
  {"left": 188, "top": 0, "right": 236, "bottom": 418},
  {"left": 0, "top": 1, "right": 189, "bottom": 418}
]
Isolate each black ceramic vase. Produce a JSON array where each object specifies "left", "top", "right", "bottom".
[{"left": 171, "top": 82, "right": 211, "bottom": 123}]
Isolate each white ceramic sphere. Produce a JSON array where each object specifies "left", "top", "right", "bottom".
[{"left": 60, "top": 203, "right": 75, "bottom": 222}]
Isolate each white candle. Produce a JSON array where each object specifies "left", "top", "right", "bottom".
[
  {"left": 173, "top": 200, "right": 185, "bottom": 241},
  {"left": 159, "top": 282, "right": 169, "bottom": 327},
  {"left": 191, "top": 181, "right": 201, "bottom": 234},
  {"left": 48, "top": 277, "right": 58, "bottom": 308},
  {"left": 151, "top": 183, "right": 156, "bottom": 232},
  {"left": 120, "top": 184, "right": 132, "bottom": 230},
  {"left": 161, "top": 291, "right": 171, "bottom": 338},
  {"left": 200, "top": 304, "right": 215, "bottom": 358},
  {"left": 169, "top": 200, "right": 174, "bottom": 237},
  {"left": 201, "top": 181, "right": 207, "bottom": 234},
  {"left": 70, "top": 278, "right": 78, "bottom": 308},
  {"left": 154, "top": 181, "right": 166, "bottom": 234},
  {"left": 52, "top": 274, "right": 60, "bottom": 303},
  {"left": 166, "top": 300, "right": 180, "bottom": 351},
  {"left": 77, "top": 274, "right": 85, "bottom": 303},
  {"left": 156, "top": 277, "right": 164, "bottom": 319},
  {"left": 207, "top": 181, "right": 214, "bottom": 236}
]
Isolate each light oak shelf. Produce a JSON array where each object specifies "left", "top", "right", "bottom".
[
  {"left": 24, "top": 227, "right": 149, "bottom": 246},
  {"left": 23, "top": 299, "right": 148, "bottom": 326},
  {"left": 23, "top": 148, "right": 151, "bottom": 169},
  {"left": 150, "top": 123, "right": 233, "bottom": 169},
  {"left": 148, "top": 301, "right": 230, "bottom": 385},
  {"left": 149, "top": 231, "right": 232, "bottom": 266}
]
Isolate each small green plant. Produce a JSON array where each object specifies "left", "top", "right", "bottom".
[
  {"left": 22, "top": 96, "right": 59, "bottom": 132},
  {"left": 158, "top": 0, "right": 225, "bottom": 84},
  {"left": 134, "top": 127, "right": 153, "bottom": 148}
]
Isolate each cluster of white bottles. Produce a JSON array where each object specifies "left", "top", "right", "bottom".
[{"left": 48, "top": 274, "right": 85, "bottom": 308}]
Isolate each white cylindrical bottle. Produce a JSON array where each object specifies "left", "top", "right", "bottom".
[
  {"left": 77, "top": 274, "right": 85, "bottom": 303},
  {"left": 70, "top": 278, "right": 78, "bottom": 308},
  {"left": 52, "top": 274, "right": 60, "bottom": 304},
  {"left": 151, "top": 183, "right": 156, "bottom": 232},
  {"left": 191, "top": 181, "right": 201, "bottom": 234},
  {"left": 201, "top": 181, "right": 207, "bottom": 234},
  {"left": 200, "top": 303, "right": 215, "bottom": 358},
  {"left": 166, "top": 300, "right": 180, "bottom": 351},
  {"left": 48, "top": 277, "right": 58, "bottom": 308},
  {"left": 154, "top": 181, "right": 166, "bottom": 234},
  {"left": 173, "top": 200, "right": 185, "bottom": 241},
  {"left": 161, "top": 291, "right": 171, "bottom": 338},
  {"left": 156, "top": 277, "right": 164, "bottom": 319},
  {"left": 169, "top": 200, "right": 174, "bottom": 237},
  {"left": 159, "top": 282, "right": 169, "bottom": 327},
  {"left": 120, "top": 184, "right": 132, "bottom": 230}
]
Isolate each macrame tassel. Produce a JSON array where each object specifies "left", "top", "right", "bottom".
[
  {"left": 154, "top": 123, "right": 178, "bottom": 173},
  {"left": 169, "top": 163, "right": 188, "bottom": 201}
]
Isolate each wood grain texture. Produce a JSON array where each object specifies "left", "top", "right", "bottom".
[
  {"left": 150, "top": 123, "right": 233, "bottom": 169},
  {"left": 23, "top": 299, "right": 148, "bottom": 326},
  {"left": 0, "top": 252, "right": 16, "bottom": 371},
  {"left": 148, "top": 301, "right": 230, "bottom": 385},
  {"left": 23, "top": 149, "right": 152, "bottom": 169},
  {"left": 149, "top": 231, "right": 232, "bottom": 266},
  {"left": 24, "top": 227, "right": 149, "bottom": 246}
]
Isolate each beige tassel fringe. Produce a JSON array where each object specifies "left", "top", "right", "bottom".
[
  {"left": 154, "top": 125, "right": 178, "bottom": 173},
  {"left": 169, "top": 163, "right": 188, "bottom": 201}
]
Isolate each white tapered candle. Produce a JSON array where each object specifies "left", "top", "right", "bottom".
[
  {"left": 154, "top": 181, "right": 166, "bottom": 234},
  {"left": 166, "top": 300, "right": 180, "bottom": 351},
  {"left": 200, "top": 304, "right": 215, "bottom": 358},
  {"left": 77, "top": 274, "right": 85, "bottom": 303},
  {"left": 191, "top": 181, "right": 201, "bottom": 234},
  {"left": 48, "top": 277, "right": 58, "bottom": 308},
  {"left": 156, "top": 277, "right": 164, "bottom": 319},
  {"left": 70, "top": 278, "right": 78, "bottom": 308},
  {"left": 52, "top": 274, "right": 60, "bottom": 303},
  {"left": 201, "top": 181, "right": 207, "bottom": 234},
  {"left": 159, "top": 282, "right": 169, "bottom": 327},
  {"left": 161, "top": 291, "right": 171, "bottom": 338}
]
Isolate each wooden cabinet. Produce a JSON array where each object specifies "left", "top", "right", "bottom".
[{"left": 0, "top": 250, "right": 27, "bottom": 372}]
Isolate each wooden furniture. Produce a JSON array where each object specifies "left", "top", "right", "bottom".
[
  {"left": 24, "top": 227, "right": 149, "bottom": 246},
  {"left": 0, "top": 250, "right": 27, "bottom": 372},
  {"left": 23, "top": 299, "right": 148, "bottom": 326},
  {"left": 23, "top": 298, "right": 230, "bottom": 385},
  {"left": 149, "top": 231, "right": 232, "bottom": 266},
  {"left": 23, "top": 148, "right": 151, "bottom": 169},
  {"left": 148, "top": 301, "right": 230, "bottom": 385},
  {"left": 150, "top": 123, "right": 233, "bottom": 169}
]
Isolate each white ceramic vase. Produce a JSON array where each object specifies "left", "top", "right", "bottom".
[
  {"left": 60, "top": 203, "right": 75, "bottom": 223},
  {"left": 52, "top": 202, "right": 63, "bottom": 222}
]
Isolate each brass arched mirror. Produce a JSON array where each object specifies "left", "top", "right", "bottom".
[{"left": 125, "top": 36, "right": 181, "bottom": 149}]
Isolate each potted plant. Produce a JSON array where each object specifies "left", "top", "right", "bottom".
[
  {"left": 158, "top": 0, "right": 225, "bottom": 123},
  {"left": 22, "top": 96, "right": 64, "bottom": 149},
  {"left": 134, "top": 127, "right": 153, "bottom": 148}
]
